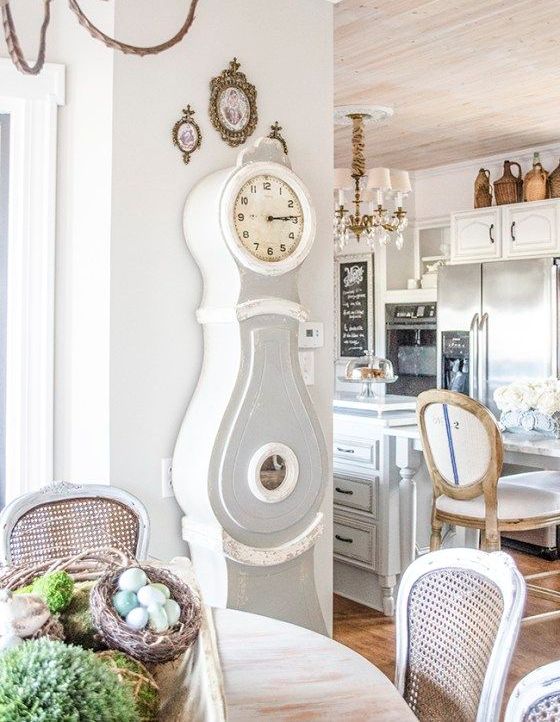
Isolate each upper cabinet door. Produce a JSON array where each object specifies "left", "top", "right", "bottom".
[
  {"left": 503, "top": 200, "right": 560, "bottom": 258},
  {"left": 451, "top": 209, "right": 501, "bottom": 263}
]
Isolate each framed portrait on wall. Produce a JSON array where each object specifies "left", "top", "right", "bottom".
[
  {"left": 334, "top": 253, "right": 374, "bottom": 361},
  {"left": 209, "top": 57, "right": 258, "bottom": 148}
]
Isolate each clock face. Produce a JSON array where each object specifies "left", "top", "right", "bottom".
[{"left": 233, "top": 174, "right": 304, "bottom": 263}]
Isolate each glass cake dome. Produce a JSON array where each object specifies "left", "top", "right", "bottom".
[{"left": 339, "top": 351, "right": 397, "bottom": 400}]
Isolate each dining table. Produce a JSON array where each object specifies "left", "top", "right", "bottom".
[{"left": 214, "top": 607, "right": 417, "bottom": 721}]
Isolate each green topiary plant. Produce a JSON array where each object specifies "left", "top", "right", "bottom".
[
  {"left": 0, "top": 638, "right": 138, "bottom": 722},
  {"left": 32, "top": 571, "right": 74, "bottom": 613}
]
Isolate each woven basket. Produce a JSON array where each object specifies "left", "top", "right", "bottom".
[
  {"left": 0, "top": 548, "right": 130, "bottom": 644},
  {"left": 549, "top": 159, "right": 560, "bottom": 199},
  {"left": 494, "top": 160, "right": 523, "bottom": 205},
  {"left": 90, "top": 564, "right": 201, "bottom": 664}
]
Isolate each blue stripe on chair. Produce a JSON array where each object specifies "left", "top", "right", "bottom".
[{"left": 442, "top": 404, "right": 460, "bottom": 485}]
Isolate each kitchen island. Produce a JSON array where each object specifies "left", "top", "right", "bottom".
[
  {"left": 334, "top": 390, "right": 560, "bottom": 615},
  {"left": 386, "top": 423, "right": 560, "bottom": 571}
]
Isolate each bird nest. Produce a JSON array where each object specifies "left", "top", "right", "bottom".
[{"left": 90, "top": 564, "right": 201, "bottom": 665}]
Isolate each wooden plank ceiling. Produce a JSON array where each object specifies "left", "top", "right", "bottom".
[{"left": 335, "top": 0, "right": 560, "bottom": 170}]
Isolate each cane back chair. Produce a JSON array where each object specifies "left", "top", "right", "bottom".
[
  {"left": 417, "top": 389, "right": 560, "bottom": 624},
  {"left": 0, "top": 481, "right": 150, "bottom": 565},
  {"left": 395, "top": 548, "right": 525, "bottom": 722},
  {"left": 505, "top": 660, "right": 560, "bottom": 722}
]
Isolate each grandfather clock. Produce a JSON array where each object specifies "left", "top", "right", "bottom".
[{"left": 172, "top": 138, "right": 327, "bottom": 633}]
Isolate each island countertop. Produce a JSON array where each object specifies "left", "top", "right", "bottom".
[{"left": 384, "top": 422, "right": 560, "bottom": 459}]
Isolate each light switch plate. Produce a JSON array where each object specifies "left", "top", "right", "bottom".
[{"left": 299, "top": 351, "right": 314, "bottom": 385}]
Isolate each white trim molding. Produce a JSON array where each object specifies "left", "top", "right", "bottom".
[
  {"left": 0, "top": 59, "right": 65, "bottom": 501},
  {"left": 247, "top": 442, "right": 299, "bottom": 504}
]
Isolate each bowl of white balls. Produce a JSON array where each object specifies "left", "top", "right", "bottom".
[{"left": 90, "top": 564, "right": 202, "bottom": 664}]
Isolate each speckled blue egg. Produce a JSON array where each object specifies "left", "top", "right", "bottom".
[
  {"left": 118, "top": 568, "right": 147, "bottom": 593},
  {"left": 137, "top": 584, "right": 166, "bottom": 608},
  {"left": 125, "top": 606, "right": 149, "bottom": 631},
  {"left": 150, "top": 583, "right": 171, "bottom": 600},
  {"left": 147, "top": 603, "right": 169, "bottom": 632},
  {"left": 164, "top": 599, "right": 181, "bottom": 626},
  {"left": 112, "top": 590, "right": 138, "bottom": 618}
]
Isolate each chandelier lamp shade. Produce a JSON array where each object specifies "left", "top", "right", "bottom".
[{"left": 333, "top": 106, "right": 411, "bottom": 255}]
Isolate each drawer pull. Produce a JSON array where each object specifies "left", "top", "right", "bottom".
[
  {"left": 335, "top": 534, "right": 353, "bottom": 544},
  {"left": 489, "top": 223, "right": 495, "bottom": 244},
  {"left": 511, "top": 221, "right": 516, "bottom": 241},
  {"left": 335, "top": 487, "right": 354, "bottom": 495},
  {"left": 336, "top": 447, "right": 355, "bottom": 454}
]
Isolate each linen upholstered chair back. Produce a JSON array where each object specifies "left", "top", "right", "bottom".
[
  {"left": 417, "top": 389, "right": 504, "bottom": 545},
  {"left": 0, "top": 482, "right": 150, "bottom": 565},
  {"left": 505, "top": 660, "right": 560, "bottom": 722},
  {"left": 395, "top": 548, "right": 526, "bottom": 722}
]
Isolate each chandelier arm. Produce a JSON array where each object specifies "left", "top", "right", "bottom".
[
  {"left": 67, "top": 0, "right": 200, "bottom": 57},
  {"left": 1, "top": 0, "right": 51, "bottom": 76}
]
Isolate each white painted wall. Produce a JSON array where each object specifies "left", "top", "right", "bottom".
[
  {"left": 2, "top": 0, "right": 334, "bottom": 626},
  {"left": 109, "top": 0, "right": 334, "bottom": 626}
]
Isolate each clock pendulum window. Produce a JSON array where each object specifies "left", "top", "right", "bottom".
[{"left": 172, "top": 137, "right": 327, "bottom": 634}]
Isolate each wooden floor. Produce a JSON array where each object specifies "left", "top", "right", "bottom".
[{"left": 333, "top": 549, "right": 560, "bottom": 716}]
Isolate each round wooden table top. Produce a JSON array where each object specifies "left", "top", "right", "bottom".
[{"left": 214, "top": 608, "right": 417, "bottom": 722}]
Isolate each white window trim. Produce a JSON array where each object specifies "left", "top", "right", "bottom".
[{"left": 0, "top": 59, "right": 65, "bottom": 501}]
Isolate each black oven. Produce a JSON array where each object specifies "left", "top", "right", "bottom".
[{"left": 385, "top": 303, "right": 437, "bottom": 397}]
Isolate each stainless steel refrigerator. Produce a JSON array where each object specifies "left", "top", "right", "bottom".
[
  {"left": 437, "top": 258, "right": 559, "bottom": 416},
  {"left": 438, "top": 257, "right": 560, "bottom": 555}
]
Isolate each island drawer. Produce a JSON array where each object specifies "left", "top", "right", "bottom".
[
  {"left": 333, "top": 515, "right": 376, "bottom": 568},
  {"left": 333, "top": 474, "right": 376, "bottom": 515},
  {"left": 333, "top": 437, "right": 378, "bottom": 468}
]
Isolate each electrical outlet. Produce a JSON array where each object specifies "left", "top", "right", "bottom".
[
  {"left": 299, "top": 350, "right": 315, "bottom": 385},
  {"left": 161, "top": 458, "right": 174, "bottom": 498}
]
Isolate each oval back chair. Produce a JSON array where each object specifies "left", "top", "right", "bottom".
[
  {"left": 395, "top": 548, "right": 526, "bottom": 722},
  {"left": 0, "top": 481, "right": 150, "bottom": 565},
  {"left": 505, "top": 660, "right": 560, "bottom": 722}
]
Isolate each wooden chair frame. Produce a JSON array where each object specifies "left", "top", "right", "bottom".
[
  {"left": 0, "top": 481, "right": 150, "bottom": 564},
  {"left": 395, "top": 548, "right": 526, "bottom": 722},
  {"left": 504, "top": 659, "right": 560, "bottom": 722},
  {"left": 418, "top": 389, "right": 560, "bottom": 624}
]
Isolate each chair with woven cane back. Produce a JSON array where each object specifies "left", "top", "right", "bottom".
[
  {"left": 0, "top": 481, "right": 150, "bottom": 565},
  {"left": 417, "top": 389, "right": 560, "bottom": 624},
  {"left": 505, "top": 660, "right": 560, "bottom": 722},
  {"left": 395, "top": 548, "right": 525, "bottom": 722}
]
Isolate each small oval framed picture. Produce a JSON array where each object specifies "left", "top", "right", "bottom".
[
  {"left": 209, "top": 58, "right": 257, "bottom": 147},
  {"left": 172, "top": 105, "right": 201, "bottom": 164}
]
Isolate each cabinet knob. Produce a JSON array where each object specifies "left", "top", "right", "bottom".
[{"left": 489, "top": 223, "right": 495, "bottom": 243}]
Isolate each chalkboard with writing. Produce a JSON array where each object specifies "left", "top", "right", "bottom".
[{"left": 335, "top": 254, "right": 374, "bottom": 359}]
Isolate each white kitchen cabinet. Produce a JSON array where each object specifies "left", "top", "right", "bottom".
[
  {"left": 503, "top": 201, "right": 560, "bottom": 258},
  {"left": 450, "top": 199, "right": 560, "bottom": 264},
  {"left": 451, "top": 208, "right": 501, "bottom": 263}
]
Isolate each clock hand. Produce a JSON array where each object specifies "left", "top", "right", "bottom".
[{"left": 266, "top": 215, "right": 300, "bottom": 221}]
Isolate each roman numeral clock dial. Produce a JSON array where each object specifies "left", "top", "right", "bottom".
[{"left": 234, "top": 175, "right": 304, "bottom": 262}]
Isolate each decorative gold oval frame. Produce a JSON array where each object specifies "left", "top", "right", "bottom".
[
  {"left": 209, "top": 58, "right": 258, "bottom": 148},
  {"left": 172, "top": 105, "right": 202, "bottom": 164}
]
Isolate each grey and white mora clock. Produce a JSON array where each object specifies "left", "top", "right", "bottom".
[{"left": 173, "top": 137, "right": 327, "bottom": 633}]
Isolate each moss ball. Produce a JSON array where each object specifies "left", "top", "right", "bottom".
[
  {"left": 60, "top": 580, "right": 102, "bottom": 650},
  {"left": 32, "top": 570, "right": 75, "bottom": 613},
  {"left": 0, "top": 638, "right": 137, "bottom": 722},
  {"left": 97, "top": 650, "right": 160, "bottom": 722}
]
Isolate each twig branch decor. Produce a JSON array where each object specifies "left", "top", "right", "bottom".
[{"left": 2, "top": 0, "right": 200, "bottom": 76}]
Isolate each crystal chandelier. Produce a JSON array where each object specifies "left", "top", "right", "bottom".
[{"left": 333, "top": 106, "right": 411, "bottom": 255}]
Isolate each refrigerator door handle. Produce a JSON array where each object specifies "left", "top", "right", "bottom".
[
  {"left": 478, "top": 313, "right": 489, "bottom": 405},
  {"left": 469, "top": 313, "right": 479, "bottom": 399}
]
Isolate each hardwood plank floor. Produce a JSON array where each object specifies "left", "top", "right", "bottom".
[{"left": 333, "top": 549, "right": 560, "bottom": 716}]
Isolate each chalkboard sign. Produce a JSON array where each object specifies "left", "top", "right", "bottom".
[{"left": 335, "top": 254, "right": 374, "bottom": 359}]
